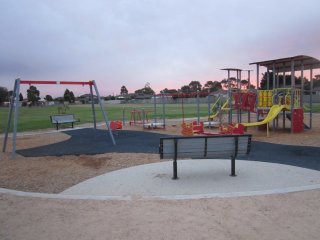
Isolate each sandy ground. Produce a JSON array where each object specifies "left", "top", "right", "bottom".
[{"left": 0, "top": 114, "right": 320, "bottom": 239}]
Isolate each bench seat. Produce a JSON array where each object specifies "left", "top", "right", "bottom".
[
  {"left": 50, "top": 114, "right": 79, "bottom": 130},
  {"left": 159, "top": 134, "right": 252, "bottom": 179}
]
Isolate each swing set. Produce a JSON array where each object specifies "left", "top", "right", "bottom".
[{"left": 2, "top": 79, "right": 116, "bottom": 158}]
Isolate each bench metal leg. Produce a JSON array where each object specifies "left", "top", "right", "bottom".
[
  {"left": 230, "top": 156, "right": 236, "bottom": 177},
  {"left": 173, "top": 159, "right": 178, "bottom": 180},
  {"left": 172, "top": 139, "right": 178, "bottom": 180}
]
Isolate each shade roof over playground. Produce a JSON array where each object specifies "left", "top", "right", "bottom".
[
  {"left": 249, "top": 55, "right": 320, "bottom": 72},
  {"left": 220, "top": 68, "right": 243, "bottom": 71}
]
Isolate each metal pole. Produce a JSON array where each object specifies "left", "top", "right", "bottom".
[
  {"left": 197, "top": 90, "right": 200, "bottom": 124},
  {"left": 2, "top": 79, "right": 18, "bottom": 153},
  {"left": 290, "top": 60, "right": 295, "bottom": 134},
  {"left": 301, "top": 61, "right": 304, "bottom": 108},
  {"left": 248, "top": 70, "right": 251, "bottom": 122},
  {"left": 181, "top": 94, "right": 185, "bottom": 123},
  {"left": 162, "top": 93, "right": 166, "bottom": 128},
  {"left": 272, "top": 64, "right": 276, "bottom": 131},
  {"left": 283, "top": 64, "right": 286, "bottom": 88},
  {"left": 153, "top": 94, "right": 157, "bottom": 124},
  {"left": 267, "top": 67, "right": 270, "bottom": 90},
  {"left": 310, "top": 68, "right": 313, "bottom": 129},
  {"left": 256, "top": 64, "right": 259, "bottom": 122},
  {"left": 238, "top": 70, "right": 242, "bottom": 123},
  {"left": 228, "top": 70, "right": 232, "bottom": 124},
  {"left": 89, "top": 84, "right": 97, "bottom": 129},
  {"left": 142, "top": 108, "right": 145, "bottom": 128},
  {"left": 122, "top": 107, "right": 125, "bottom": 126},
  {"left": 92, "top": 80, "right": 116, "bottom": 145},
  {"left": 12, "top": 78, "right": 21, "bottom": 158},
  {"left": 248, "top": 70, "right": 251, "bottom": 90},
  {"left": 272, "top": 63, "right": 276, "bottom": 90},
  {"left": 207, "top": 94, "right": 211, "bottom": 127}
]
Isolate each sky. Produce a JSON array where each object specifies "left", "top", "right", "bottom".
[{"left": 1, "top": 0, "right": 320, "bottom": 98}]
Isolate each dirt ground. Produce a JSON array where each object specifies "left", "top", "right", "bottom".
[
  {"left": 0, "top": 114, "right": 320, "bottom": 193},
  {"left": 0, "top": 114, "right": 320, "bottom": 239}
]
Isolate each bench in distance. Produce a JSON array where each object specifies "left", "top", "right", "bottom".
[{"left": 50, "top": 114, "right": 80, "bottom": 130}]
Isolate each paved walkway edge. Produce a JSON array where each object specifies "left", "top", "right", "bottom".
[{"left": 1, "top": 184, "right": 320, "bottom": 201}]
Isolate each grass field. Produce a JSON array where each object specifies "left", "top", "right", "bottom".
[
  {"left": 1, "top": 103, "right": 319, "bottom": 133},
  {"left": 0, "top": 103, "right": 210, "bottom": 133}
]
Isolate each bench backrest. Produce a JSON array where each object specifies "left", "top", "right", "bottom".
[
  {"left": 159, "top": 134, "right": 251, "bottom": 160},
  {"left": 50, "top": 114, "right": 76, "bottom": 123}
]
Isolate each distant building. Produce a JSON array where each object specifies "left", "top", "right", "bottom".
[
  {"left": 314, "top": 87, "right": 320, "bottom": 95},
  {"left": 78, "top": 94, "right": 99, "bottom": 104}
]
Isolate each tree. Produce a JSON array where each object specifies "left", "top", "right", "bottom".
[
  {"left": 70, "top": 91, "right": 75, "bottom": 103},
  {"left": 19, "top": 93, "right": 23, "bottom": 101},
  {"left": 27, "top": 85, "right": 40, "bottom": 104},
  {"left": 44, "top": 95, "right": 53, "bottom": 101},
  {"left": 134, "top": 83, "right": 155, "bottom": 95},
  {"left": 203, "top": 81, "right": 222, "bottom": 92},
  {"left": 63, "top": 89, "right": 70, "bottom": 102},
  {"left": 260, "top": 72, "right": 298, "bottom": 90},
  {"left": 188, "top": 81, "right": 202, "bottom": 92},
  {"left": 63, "top": 89, "right": 75, "bottom": 103},
  {"left": 180, "top": 85, "right": 191, "bottom": 94},
  {"left": 220, "top": 78, "right": 237, "bottom": 89},
  {"left": 0, "top": 86, "right": 8, "bottom": 104},
  {"left": 240, "top": 80, "right": 248, "bottom": 89},
  {"left": 120, "top": 86, "right": 128, "bottom": 95}
]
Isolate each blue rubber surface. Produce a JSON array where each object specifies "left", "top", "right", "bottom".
[{"left": 17, "top": 129, "right": 320, "bottom": 171}]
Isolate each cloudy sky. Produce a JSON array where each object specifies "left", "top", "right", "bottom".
[{"left": 1, "top": 0, "right": 320, "bottom": 97}]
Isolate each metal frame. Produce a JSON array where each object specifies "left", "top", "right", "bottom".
[{"left": 2, "top": 79, "right": 116, "bottom": 158}]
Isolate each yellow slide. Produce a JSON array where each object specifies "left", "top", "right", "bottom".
[
  {"left": 241, "top": 105, "right": 288, "bottom": 127},
  {"left": 209, "top": 100, "right": 229, "bottom": 119}
]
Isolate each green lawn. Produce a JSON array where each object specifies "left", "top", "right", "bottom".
[
  {"left": 1, "top": 103, "right": 319, "bottom": 133},
  {"left": 0, "top": 103, "right": 211, "bottom": 133}
]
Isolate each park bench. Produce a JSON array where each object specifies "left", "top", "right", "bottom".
[
  {"left": 50, "top": 114, "right": 79, "bottom": 130},
  {"left": 159, "top": 134, "right": 252, "bottom": 179}
]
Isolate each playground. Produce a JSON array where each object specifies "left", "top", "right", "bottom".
[
  {"left": 1, "top": 118, "right": 320, "bottom": 239},
  {"left": 1, "top": 113, "right": 320, "bottom": 193},
  {"left": 1, "top": 55, "right": 320, "bottom": 239}
]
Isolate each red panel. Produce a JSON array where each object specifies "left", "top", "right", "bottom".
[
  {"left": 20, "top": 80, "right": 93, "bottom": 85},
  {"left": 20, "top": 80, "right": 57, "bottom": 85},
  {"left": 59, "top": 81, "right": 93, "bottom": 85}
]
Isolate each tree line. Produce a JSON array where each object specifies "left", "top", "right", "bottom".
[
  {"left": 1, "top": 74, "right": 320, "bottom": 105},
  {"left": 119, "top": 79, "right": 254, "bottom": 98},
  {"left": 0, "top": 86, "right": 75, "bottom": 105}
]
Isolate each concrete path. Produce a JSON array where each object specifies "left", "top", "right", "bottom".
[{"left": 61, "top": 160, "right": 320, "bottom": 200}]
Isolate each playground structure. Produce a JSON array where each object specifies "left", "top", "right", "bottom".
[
  {"left": 127, "top": 94, "right": 166, "bottom": 129},
  {"left": 2, "top": 79, "right": 116, "bottom": 158},
  {"left": 129, "top": 109, "right": 152, "bottom": 125},
  {"left": 247, "top": 55, "right": 320, "bottom": 133},
  {"left": 205, "top": 55, "right": 320, "bottom": 135},
  {"left": 201, "top": 68, "right": 256, "bottom": 133}
]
